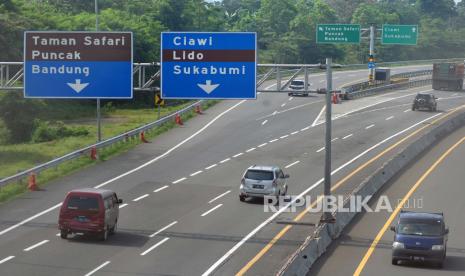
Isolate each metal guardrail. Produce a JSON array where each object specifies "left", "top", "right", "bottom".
[
  {"left": 342, "top": 69, "right": 433, "bottom": 99},
  {"left": 0, "top": 100, "right": 203, "bottom": 187},
  {"left": 345, "top": 79, "right": 432, "bottom": 100}
]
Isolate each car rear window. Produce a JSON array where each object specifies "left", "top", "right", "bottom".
[
  {"left": 245, "top": 170, "right": 274, "bottom": 180},
  {"left": 398, "top": 219, "right": 443, "bottom": 236},
  {"left": 67, "top": 195, "right": 100, "bottom": 211},
  {"left": 416, "top": 94, "right": 431, "bottom": 99},
  {"left": 291, "top": 80, "right": 304, "bottom": 85}
]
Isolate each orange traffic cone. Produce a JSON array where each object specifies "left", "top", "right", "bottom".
[
  {"left": 175, "top": 113, "right": 183, "bottom": 125},
  {"left": 28, "top": 172, "right": 38, "bottom": 191},
  {"left": 140, "top": 131, "right": 149, "bottom": 143},
  {"left": 195, "top": 105, "right": 203, "bottom": 115},
  {"left": 90, "top": 146, "right": 97, "bottom": 160}
]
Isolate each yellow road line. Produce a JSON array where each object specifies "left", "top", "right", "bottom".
[
  {"left": 353, "top": 135, "right": 465, "bottom": 276},
  {"left": 236, "top": 106, "right": 464, "bottom": 276}
]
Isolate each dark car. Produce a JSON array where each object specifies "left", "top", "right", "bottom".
[
  {"left": 390, "top": 211, "right": 448, "bottom": 267},
  {"left": 59, "top": 188, "right": 123, "bottom": 241},
  {"left": 412, "top": 93, "right": 437, "bottom": 111}
]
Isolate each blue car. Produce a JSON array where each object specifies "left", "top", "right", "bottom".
[{"left": 390, "top": 211, "right": 448, "bottom": 267}]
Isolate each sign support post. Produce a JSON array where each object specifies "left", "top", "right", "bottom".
[
  {"left": 95, "top": 0, "right": 102, "bottom": 142},
  {"left": 369, "top": 24, "right": 375, "bottom": 84},
  {"left": 322, "top": 57, "right": 335, "bottom": 224}
]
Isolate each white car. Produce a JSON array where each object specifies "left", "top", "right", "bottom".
[{"left": 239, "top": 165, "right": 289, "bottom": 202}]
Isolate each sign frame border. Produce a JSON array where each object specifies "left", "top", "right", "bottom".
[
  {"left": 160, "top": 31, "right": 257, "bottom": 100},
  {"left": 381, "top": 24, "right": 418, "bottom": 45},
  {"left": 23, "top": 30, "right": 134, "bottom": 99},
  {"left": 316, "top": 24, "right": 361, "bottom": 44}
]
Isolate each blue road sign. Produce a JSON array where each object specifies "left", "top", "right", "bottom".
[
  {"left": 161, "top": 32, "right": 257, "bottom": 99},
  {"left": 24, "top": 31, "right": 133, "bottom": 99},
  {"left": 368, "top": 61, "right": 376, "bottom": 69}
]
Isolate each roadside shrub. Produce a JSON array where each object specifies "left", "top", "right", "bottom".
[{"left": 31, "top": 120, "right": 89, "bottom": 143}]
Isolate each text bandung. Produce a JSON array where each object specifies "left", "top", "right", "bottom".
[{"left": 32, "top": 65, "right": 90, "bottom": 77}]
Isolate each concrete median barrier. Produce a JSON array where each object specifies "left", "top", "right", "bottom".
[{"left": 278, "top": 108, "right": 465, "bottom": 276}]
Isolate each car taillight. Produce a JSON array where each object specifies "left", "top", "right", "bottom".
[{"left": 272, "top": 180, "right": 277, "bottom": 187}]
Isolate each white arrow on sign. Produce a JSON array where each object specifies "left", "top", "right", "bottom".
[
  {"left": 67, "top": 79, "right": 89, "bottom": 93},
  {"left": 197, "top": 80, "right": 220, "bottom": 94}
]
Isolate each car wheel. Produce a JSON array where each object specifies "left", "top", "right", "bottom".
[
  {"left": 239, "top": 195, "right": 246, "bottom": 202},
  {"left": 60, "top": 230, "right": 68, "bottom": 239},
  {"left": 100, "top": 227, "right": 109, "bottom": 241},
  {"left": 391, "top": 258, "right": 398, "bottom": 265},
  {"left": 110, "top": 221, "right": 117, "bottom": 235}
]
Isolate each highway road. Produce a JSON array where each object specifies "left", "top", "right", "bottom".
[
  {"left": 309, "top": 124, "right": 465, "bottom": 276},
  {"left": 1, "top": 64, "right": 464, "bottom": 276}
]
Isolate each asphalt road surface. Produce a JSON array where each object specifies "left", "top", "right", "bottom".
[
  {"left": 310, "top": 124, "right": 465, "bottom": 276},
  {"left": 1, "top": 64, "right": 464, "bottom": 276}
]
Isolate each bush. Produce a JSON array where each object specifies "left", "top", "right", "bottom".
[
  {"left": 0, "top": 92, "right": 43, "bottom": 143},
  {"left": 31, "top": 120, "right": 89, "bottom": 143}
]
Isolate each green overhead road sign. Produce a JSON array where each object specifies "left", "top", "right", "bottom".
[
  {"left": 316, "top": 24, "right": 361, "bottom": 44},
  {"left": 382, "top": 24, "right": 418, "bottom": 45}
]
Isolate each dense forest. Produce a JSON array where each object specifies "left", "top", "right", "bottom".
[{"left": 1, "top": 0, "right": 465, "bottom": 64}]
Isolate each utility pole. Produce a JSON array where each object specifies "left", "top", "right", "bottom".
[
  {"left": 321, "top": 57, "right": 335, "bottom": 224},
  {"left": 95, "top": 0, "right": 102, "bottom": 142}
]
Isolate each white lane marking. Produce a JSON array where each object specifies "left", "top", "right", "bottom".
[
  {"left": 257, "top": 100, "right": 324, "bottom": 120},
  {"left": 149, "top": 221, "right": 178, "bottom": 238},
  {"left": 365, "top": 124, "right": 375, "bottom": 129},
  {"left": 154, "top": 185, "right": 169, "bottom": 193},
  {"left": 119, "top": 203, "right": 128, "bottom": 209},
  {"left": 85, "top": 261, "right": 111, "bottom": 276},
  {"left": 201, "top": 112, "right": 442, "bottom": 276},
  {"left": 172, "top": 177, "right": 187, "bottom": 184},
  {"left": 92, "top": 99, "right": 246, "bottom": 190},
  {"left": 404, "top": 109, "right": 410, "bottom": 113},
  {"left": 246, "top": 147, "right": 256, "bottom": 153},
  {"left": 0, "top": 202, "right": 62, "bottom": 237},
  {"left": 269, "top": 139, "right": 279, "bottom": 143},
  {"left": 190, "top": 171, "right": 203, "bottom": 177},
  {"left": 342, "top": 134, "right": 353, "bottom": 140},
  {"left": 281, "top": 103, "right": 286, "bottom": 107},
  {"left": 331, "top": 137, "right": 339, "bottom": 142},
  {"left": 285, "top": 161, "right": 300, "bottom": 169},
  {"left": 348, "top": 74, "right": 356, "bottom": 77},
  {"left": 301, "top": 126, "right": 311, "bottom": 131},
  {"left": 319, "top": 80, "right": 325, "bottom": 83},
  {"left": 452, "top": 93, "right": 458, "bottom": 96},
  {"left": 233, "top": 153, "right": 244, "bottom": 158},
  {"left": 141, "top": 238, "right": 170, "bottom": 256},
  {"left": 205, "top": 164, "right": 217, "bottom": 170},
  {"left": 133, "top": 194, "right": 149, "bottom": 202},
  {"left": 208, "top": 191, "right": 231, "bottom": 204},
  {"left": 201, "top": 204, "right": 223, "bottom": 217},
  {"left": 0, "top": 256, "right": 14, "bottom": 264},
  {"left": 290, "top": 131, "right": 299, "bottom": 135},
  {"left": 24, "top": 239, "right": 49, "bottom": 252},
  {"left": 312, "top": 105, "right": 326, "bottom": 127},
  {"left": 333, "top": 77, "right": 339, "bottom": 80},
  {"left": 261, "top": 120, "right": 268, "bottom": 126},
  {"left": 220, "top": 158, "right": 231, "bottom": 164},
  {"left": 258, "top": 143, "right": 268, "bottom": 148},
  {"left": 289, "top": 97, "right": 294, "bottom": 101},
  {"left": 385, "top": 116, "right": 394, "bottom": 121},
  {"left": 56, "top": 233, "right": 61, "bottom": 237},
  {"left": 316, "top": 147, "right": 325, "bottom": 153},
  {"left": 280, "top": 135, "right": 289, "bottom": 139}
]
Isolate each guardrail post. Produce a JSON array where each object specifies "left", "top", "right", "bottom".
[{"left": 276, "top": 66, "right": 281, "bottom": 91}]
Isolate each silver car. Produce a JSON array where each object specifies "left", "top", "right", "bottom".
[{"left": 239, "top": 165, "right": 289, "bottom": 201}]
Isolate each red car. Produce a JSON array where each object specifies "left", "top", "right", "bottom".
[{"left": 58, "top": 188, "right": 122, "bottom": 241}]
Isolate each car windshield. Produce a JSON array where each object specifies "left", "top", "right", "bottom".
[
  {"left": 291, "top": 80, "right": 304, "bottom": 85},
  {"left": 398, "top": 222, "right": 442, "bottom": 236},
  {"left": 67, "top": 196, "right": 100, "bottom": 211},
  {"left": 245, "top": 170, "right": 274, "bottom": 180},
  {"left": 416, "top": 94, "right": 431, "bottom": 100}
]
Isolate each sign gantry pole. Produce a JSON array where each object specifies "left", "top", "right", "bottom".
[
  {"left": 95, "top": 0, "right": 102, "bottom": 142},
  {"left": 369, "top": 24, "right": 375, "bottom": 84}
]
